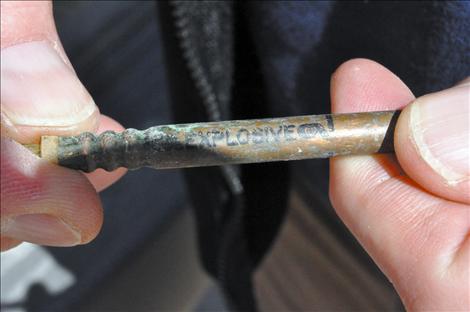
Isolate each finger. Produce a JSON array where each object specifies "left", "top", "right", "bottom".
[
  {"left": 84, "top": 115, "right": 127, "bottom": 192},
  {"left": 0, "top": 1, "right": 117, "bottom": 251},
  {"left": 1, "top": 138, "right": 103, "bottom": 250},
  {"left": 0, "top": 237, "right": 21, "bottom": 251},
  {"left": 395, "top": 82, "right": 470, "bottom": 204},
  {"left": 329, "top": 59, "right": 469, "bottom": 310},
  {"left": 1, "top": 1, "right": 62, "bottom": 49},
  {"left": 1, "top": 1, "right": 100, "bottom": 143}
]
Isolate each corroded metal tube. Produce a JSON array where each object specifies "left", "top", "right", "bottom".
[{"left": 29, "top": 111, "right": 399, "bottom": 172}]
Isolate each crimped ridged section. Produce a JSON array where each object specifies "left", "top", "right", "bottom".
[
  {"left": 54, "top": 111, "right": 399, "bottom": 173},
  {"left": 57, "top": 128, "right": 164, "bottom": 172}
]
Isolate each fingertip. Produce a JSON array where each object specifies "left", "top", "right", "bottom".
[
  {"left": 1, "top": 1, "right": 55, "bottom": 49},
  {"left": 95, "top": 114, "right": 125, "bottom": 134},
  {"left": 0, "top": 236, "right": 22, "bottom": 252},
  {"left": 1, "top": 138, "right": 103, "bottom": 246},
  {"left": 1, "top": 0, "right": 106, "bottom": 247},
  {"left": 84, "top": 114, "right": 127, "bottom": 192},
  {"left": 63, "top": 169, "right": 104, "bottom": 244},
  {"left": 395, "top": 93, "right": 470, "bottom": 204},
  {"left": 1, "top": 0, "right": 100, "bottom": 144},
  {"left": 329, "top": 59, "right": 470, "bottom": 311},
  {"left": 331, "top": 58, "right": 414, "bottom": 113}
]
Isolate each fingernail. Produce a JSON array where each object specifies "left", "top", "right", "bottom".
[
  {"left": 409, "top": 85, "right": 470, "bottom": 185},
  {"left": 2, "top": 214, "right": 81, "bottom": 247},
  {"left": 0, "top": 41, "right": 97, "bottom": 127}
]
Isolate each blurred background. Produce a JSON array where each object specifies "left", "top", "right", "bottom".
[{"left": 1, "top": 1, "right": 405, "bottom": 311}]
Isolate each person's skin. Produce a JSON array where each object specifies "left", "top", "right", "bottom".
[
  {"left": 1, "top": 1, "right": 468, "bottom": 311},
  {"left": 1, "top": 1, "right": 126, "bottom": 250},
  {"left": 330, "top": 59, "right": 469, "bottom": 310}
]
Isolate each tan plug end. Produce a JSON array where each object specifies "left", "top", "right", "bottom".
[{"left": 40, "top": 136, "right": 59, "bottom": 164}]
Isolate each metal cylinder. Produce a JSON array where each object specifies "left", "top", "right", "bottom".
[{"left": 39, "top": 110, "right": 399, "bottom": 172}]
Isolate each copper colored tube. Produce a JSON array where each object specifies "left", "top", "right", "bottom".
[{"left": 24, "top": 110, "right": 400, "bottom": 172}]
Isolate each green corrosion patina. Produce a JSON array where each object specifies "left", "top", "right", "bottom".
[{"left": 48, "top": 111, "right": 399, "bottom": 172}]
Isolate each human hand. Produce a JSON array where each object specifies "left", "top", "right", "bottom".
[
  {"left": 1, "top": 1, "right": 126, "bottom": 251},
  {"left": 330, "top": 59, "right": 469, "bottom": 310}
]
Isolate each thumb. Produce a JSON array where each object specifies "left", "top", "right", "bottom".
[
  {"left": 395, "top": 81, "right": 470, "bottom": 204},
  {"left": 1, "top": 1, "right": 104, "bottom": 250},
  {"left": 1, "top": 1, "right": 99, "bottom": 143},
  {"left": 329, "top": 59, "right": 469, "bottom": 310}
]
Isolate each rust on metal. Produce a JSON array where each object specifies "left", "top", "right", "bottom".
[{"left": 25, "top": 111, "right": 400, "bottom": 172}]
